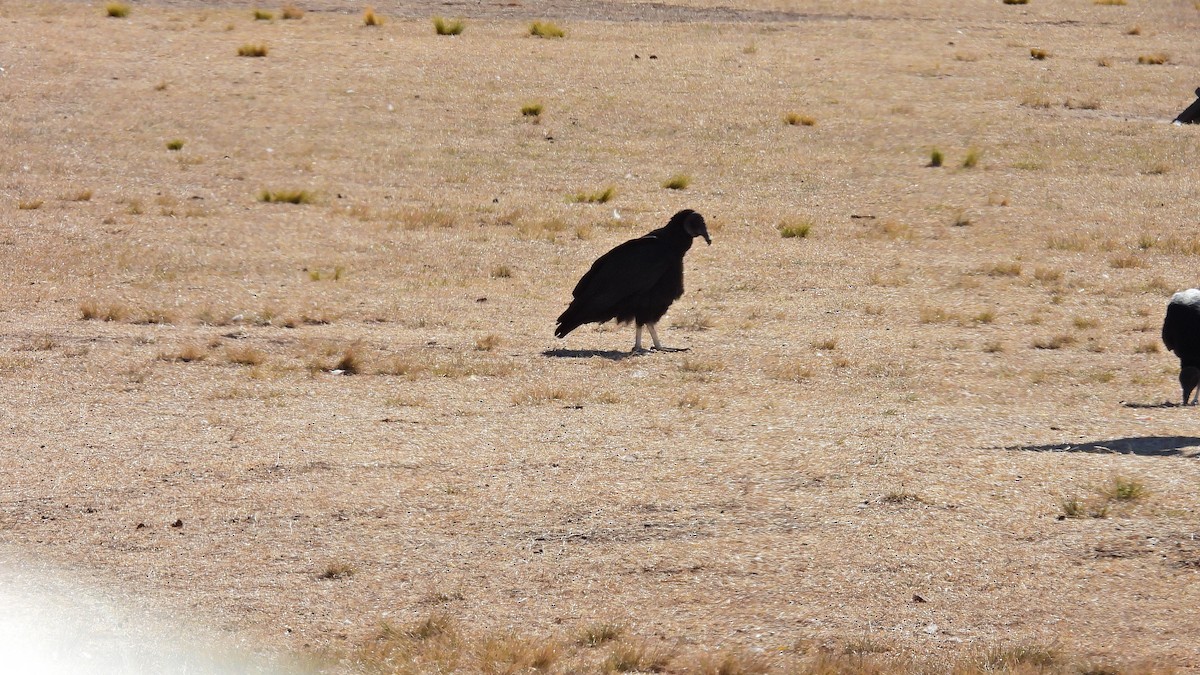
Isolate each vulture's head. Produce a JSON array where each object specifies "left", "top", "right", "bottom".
[
  {"left": 1181, "top": 366, "right": 1200, "bottom": 405},
  {"left": 673, "top": 209, "right": 711, "bottom": 245}
]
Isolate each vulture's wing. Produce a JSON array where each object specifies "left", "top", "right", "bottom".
[{"left": 571, "top": 236, "right": 671, "bottom": 307}]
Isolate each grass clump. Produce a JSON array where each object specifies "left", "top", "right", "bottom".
[
  {"left": 603, "top": 641, "right": 675, "bottom": 673},
  {"left": 259, "top": 189, "right": 314, "bottom": 204},
  {"left": 520, "top": 102, "right": 543, "bottom": 117},
  {"left": 1103, "top": 476, "right": 1148, "bottom": 502},
  {"left": 928, "top": 148, "right": 943, "bottom": 167},
  {"left": 165, "top": 139, "right": 185, "bottom": 151},
  {"left": 961, "top": 148, "right": 982, "bottom": 168},
  {"left": 280, "top": 4, "right": 304, "bottom": 19},
  {"left": 778, "top": 220, "right": 812, "bottom": 239},
  {"left": 433, "top": 16, "right": 464, "bottom": 35},
  {"left": 1061, "top": 497, "right": 1108, "bottom": 519},
  {"left": 570, "top": 186, "right": 616, "bottom": 204},
  {"left": 662, "top": 174, "right": 691, "bottom": 190},
  {"left": 318, "top": 562, "right": 356, "bottom": 580},
  {"left": 238, "top": 43, "right": 269, "bottom": 57},
  {"left": 105, "top": 2, "right": 130, "bottom": 18},
  {"left": 80, "top": 300, "right": 129, "bottom": 322},
  {"left": 363, "top": 7, "right": 383, "bottom": 26},
  {"left": 253, "top": 8, "right": 273, "bottom": 20},
  {"left": 577, "top": 622, "right": 623, "bottom": 647},
  {"left": 17, "top": 199, "right": 43, "bottom": 210},
  {"left": 1137, "top": 53, "right": 1169, "bottom": 65},
  {"left": 1032, "top": 334, "right": 1076, "bottom": 350},
  {"left": 784, "top": 112, "right": 816, "bottom": 126},
  {"left": 1030, "top": 48, "right": 1049, "bottom": 60},
  {"left": 529, "top": 20, "right": 565, "bottom": 38}
]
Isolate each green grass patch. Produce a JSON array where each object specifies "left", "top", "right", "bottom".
[
  {"left": 433, "top": 16, "right": 464, "bottom": 35},
  {"left": 778, "top": 221, "right": 812, "bottom": 238},
  {"left": 529, "top": 20, "right": 565, "bottom": 38},
  {"left": 929, "top": 148, "right": 943, "bottom": 167},
  {"left": 259, "top": 189, "right": 315, "bottom": 204},
  {"left": 570, "top": 186, "right": 616, "bottom": 204}
]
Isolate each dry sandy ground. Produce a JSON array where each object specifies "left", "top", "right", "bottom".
[{"left": 3, "top": 0, "right": 1200, "bottom": 671}]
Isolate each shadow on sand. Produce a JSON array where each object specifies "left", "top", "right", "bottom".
[
  {"left": 541, "top": 348, "right": 635, "bottom": 361},
  {"left": 1120, "top": 400, "right": 1187, "bottom": 410},
  {"left": 1005, "top": 436, "right": 1200, "bottom": 458}
]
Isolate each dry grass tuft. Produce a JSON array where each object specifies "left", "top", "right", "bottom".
[
  {"left": 928, "top": 148, "right": 943, "bottom": 167},
  {"left": 784, "top": 112, "right": 816, "bottom": 126},
  {"left": 1137, "top": 53, "right": 1169, "bottom": 65},
  {"left": 521, "top": 102, "right": 544, "bottom": 118},
  {"left": 258, "top": 188, "right": 313, "bottom": 204},
  {"left": 530, "top": 20, "right": 566, "bottom": 38},
  {"left": 226, "top": 345, "right": 267, "bottom": 366},
  {"left": 80, "top": 300, "right": 129, "bottom": 322},
  {"left": 280, "top": 4, "right": 304, "bottom": 20},
  {"left": 362, "top": 7, "right": 383, "bottom": 26},
  {"left": 571, "top": 186, "right": 616, "bottom": 204},
  {"left": 18, "top": 199, "right": 44, "bottom": 210},
  {"left": 253, "top": 8, "right": 273, "bottom": 20},
  {"left": 433, "top": 16, "right": 464, "bottom": 35},
  {"left": 662, "top": 174, "right": 691, "bottom": 190},
  {"left": 603, "top": 641, "right": 676, "bottom": 673},
  {"left": 237, "top": 44, "right": 269, "bottom": 58},
  {"left": 961, "top": 147, "right": 983, "bottom": 168},
  {"left": 1032, "top": 334, "right": 1076, "bottom": 350},
  {"left": 105, "top": 2, "right": 130, "bottom": 18},
  {"left": 778, "top": 220, "right": 813, "bottom": 239},
  {"left": 318, "top": 562, "right": 356, "bottom": 580},
  {"left": 577, "top": 622, "right": 623, "bottom": 647},
  {"left": 475, "top": 334, "right": 501, "bottom": 351},
  {"left": 1029, "top": 48, "right": 1049, "bottom": 60}
]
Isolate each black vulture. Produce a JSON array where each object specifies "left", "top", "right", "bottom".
[
  {"left": 1174, "top": 87, "right": 1200, "bottom": 125},
  {"left": 555, "top": 209, "right": 711, "bottom": 352},
  {"left": 1161, "top": 289, "right": 1200, "bottom": 405}
]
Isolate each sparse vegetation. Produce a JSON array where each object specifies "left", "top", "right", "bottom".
[
  {"left": 961, "top": 147, "right": 982, "bottom": 168},
  {"left": 928, "top": 148, "right": 943, "bottom": 167},
  {"left": 166, "top": 139, "right": 185, "bottom": 151},
  {"left": 1032, "top": 334, "right": 1076, "bottom": 350},
  {"left": 362, "top": 7, "right": 383, "bottom": 26},
  {"left": 105, "top": 2, "right": 130, "bottom": 18},
  {"left": 280, "top": 4, "right": 304, "bottom": 19},
  {"left": 318, "top": 562, "right": 356, "bottom": 580},
  {"left": 253, "top": 8, "right": 273, "bottom": 20},
  {"left": 1137, "top": 53, "right": 1169, "bottom": 65},
  {"left": 17, "top": 199, "right": 43, "bottom": 210},
  {"left": 237, "top": 43, "right": 269, "bottom": 57},
  {"left": 577, "top": 622, "right": 623, "bottom": 647},
  {"left": 258, "top": 189, "right": 314, "bottom": 204},
  {"left": 1030, "top": 48, "right": 1049, "bottom": 60},
  {"left": 662, "top": 174, "right": 691, "bottom": 190},
  {"left": 433, "top": 16, "right": 464, "bottom": 35},
  {"left": 784, "top": 112, "right": 816, "bottom": 126},
  {"left": 778, "top": 220, "right": 812, "bottom": 238},
  {"left": 521, "top": 102, "right": 544, "bottom": 117},
  {"left": 530, "top": 20, "right": 566, "bottom": 38},
  {"left": 570, "top": 186, "right": 616, "bottom": 204}
]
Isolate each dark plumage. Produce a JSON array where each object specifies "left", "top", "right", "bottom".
[
  {"left": 1174, "top": 87, "right": 1200, "bottom": 125},
  {"left": 555, "top": 209, "right": 711, "bottom": 352},
  {"left": 1161, "top": 289, "right": 1200, "bottom": 405}
]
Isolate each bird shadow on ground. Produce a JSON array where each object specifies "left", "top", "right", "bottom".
[
  {"left": 1003, "top": 436, "right": 1200, "bottom": 458},
  {"left": 541, "top": 348, "right": 635, "bottom": 361},
  {"left": 1121, "top": 400, "right": 1184, "bottom": 409}
]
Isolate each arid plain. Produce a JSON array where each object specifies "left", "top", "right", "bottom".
[{"left": 3, "top": 0, "right": 1200, "bottom": 672}]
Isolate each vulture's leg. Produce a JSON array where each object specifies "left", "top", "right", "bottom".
[
  {"left": 631, "top": 324, "right": 650, "bottom": 353},
  {"left": 648, "top": 323, "right": 688, "bottom": 352}
]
